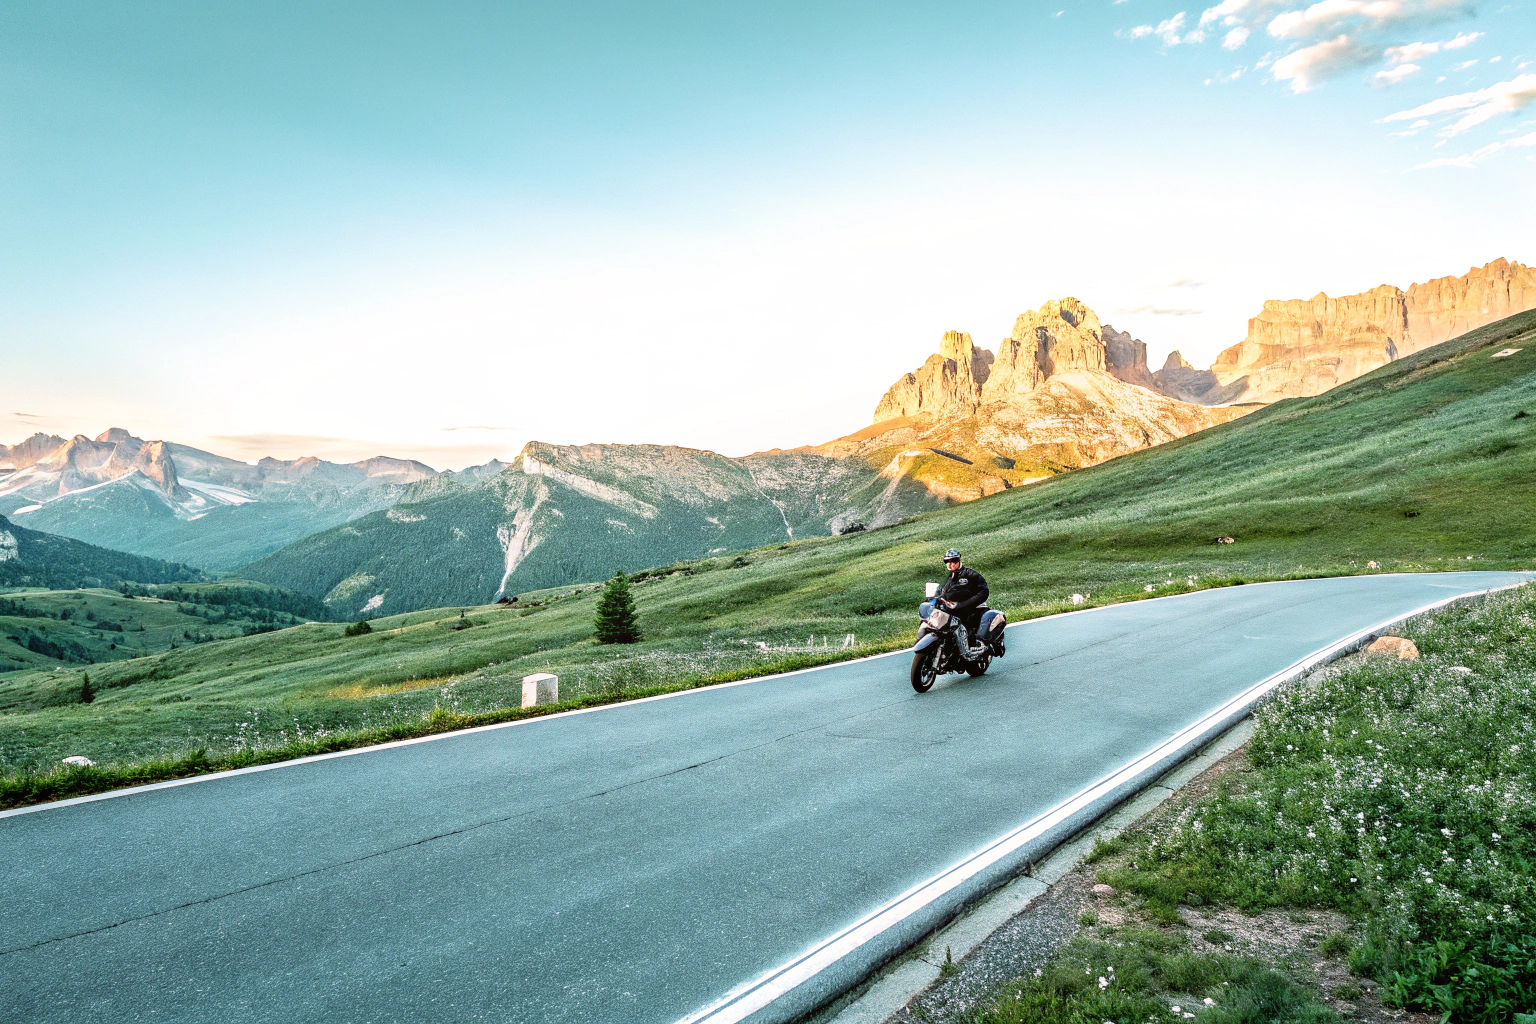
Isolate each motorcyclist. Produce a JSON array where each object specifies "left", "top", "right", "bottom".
[{"left": 936, "top": 549, "right": 989, "bottom": 652}]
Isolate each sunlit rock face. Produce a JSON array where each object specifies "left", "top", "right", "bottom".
[
  {"left": 849, "top": 298, "right": 1244, "bottom": 489},
  {"left": 1207, "top": 259, "right": 1536, "bottom": 405}
]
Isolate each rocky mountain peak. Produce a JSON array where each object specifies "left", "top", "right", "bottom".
[
  {"left": 96, "top": 427, "right": 141, "bottom": 444},
  {"left": 1206, "top": 258, "right": 1534, "bottom": 404},
  {"left": 1162, "top": 350, "right": 1192, "bottom": 371},
  {"left": 0, "top": 433, "right": 67, "bottom": 471}
]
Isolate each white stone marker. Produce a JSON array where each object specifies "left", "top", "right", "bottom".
[{"left": 521, "top": 673, "right": 559, "bottom": 708}]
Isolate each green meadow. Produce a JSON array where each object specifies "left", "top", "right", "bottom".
[{"left": 2, "top": 309, "right": 1533, "bottom": 806}]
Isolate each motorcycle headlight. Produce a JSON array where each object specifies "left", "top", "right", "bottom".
[{"left": 927, "top": 608, "right": 950, "bottom": 628}]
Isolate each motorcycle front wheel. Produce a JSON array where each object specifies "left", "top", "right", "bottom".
[
  {"left": 965, "top": 653, "right": 991, "bottom": 677},
  {"left": 910, "top": 648, "right": 938, "bottom": 692}
]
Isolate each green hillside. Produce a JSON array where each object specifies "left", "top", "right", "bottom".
[
  {"left": 0, "top": 582, "right": 327, "bottom": 677},
  {"left": 2, "top": 309, "right": 1534, "bottom": 801},
  {"left": 0, "top": 513, "right": 204, "bottom": 590}
]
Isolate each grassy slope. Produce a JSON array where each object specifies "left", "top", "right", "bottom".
[
  {"left": 1, "top": 309, "right": 1533, "bottom": 787},
  {"left": 0, "top": 582, "right": 330, "bottom": 678}
]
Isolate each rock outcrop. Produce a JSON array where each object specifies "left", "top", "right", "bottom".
[
  {"left": 873, "top": 331, "right": 992, "bottom": 422},
  {"left": 1204, "top": 259, "right": 1536, "bottom": 404},
  {"left": 1102, "top": 325, "right": 1160, "bottom": 391},
  {"left": 841, "top": 298, "right": 1246, "bottom": 492},
  {"left": 0, "top": 433, "right": 67, "bottom": 472}
]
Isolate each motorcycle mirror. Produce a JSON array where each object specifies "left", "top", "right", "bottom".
[{"left": 925, "top": 582, "right": 939, "bottom": 598}]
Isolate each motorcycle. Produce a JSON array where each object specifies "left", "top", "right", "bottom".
[{"left": 910, "top": 581, "right": 1007, "bottom": 693}]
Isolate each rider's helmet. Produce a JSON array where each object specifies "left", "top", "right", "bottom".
[{"left": 944, "top": 548, "right": 961, "bottom": 564}]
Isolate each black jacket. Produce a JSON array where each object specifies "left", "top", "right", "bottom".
[{"left": 938, "top": 565, "right": 989, "bottom": 615}]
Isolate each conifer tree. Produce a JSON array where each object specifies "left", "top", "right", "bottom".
[
  {"left": 79, "top": 673, "right": 94, "bottom": 704},
  {"left": 594, "top": 572, "right": 642, "bottom": 644}
]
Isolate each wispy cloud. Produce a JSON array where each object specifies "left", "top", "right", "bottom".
[
  {"left": 1120, "top": 305, "right": 1206, "bottom": 316},
  {"left": 1167, "top": 278, "right": 1204, "bottom": 288},
  {"left": 1266, "top": 0, "right": 1472, "bottom": 40},
  {"left": 1272, "top": 34, "right": 1382, "bottom": 91},
  {"left": 1384, "top": 31, "right": 1481, "bottom": 64},
  {"left": 1119, "top": 11, "right": 1207, "bottom": 45},
  {"left": 10, "top": 412, "right": 44, "bottom": 420},
  {"left": 1383, "top": 73, "right": 1536, "bottom": 135},
  {"left": 1413, "top": 128, "right": 1536, "bottom": 167},
  {"left": 1374, "top": 63, "right": 1421, "bottom": 85}
]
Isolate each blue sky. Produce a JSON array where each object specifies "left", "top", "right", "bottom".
[{"left": 3, "top": 0, "right": 1533, "bottom": 466}]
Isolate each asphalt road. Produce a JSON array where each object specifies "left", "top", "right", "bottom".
[{"left": 1, "top": 572, "right": 1525, "bottom": 1024}]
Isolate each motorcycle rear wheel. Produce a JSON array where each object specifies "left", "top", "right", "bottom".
[
  {"left": 965, "top": 653, "right": 991, "bottom": 677},
  {"left": 910, "top": 648, "right": 938, "bottom": 692}
]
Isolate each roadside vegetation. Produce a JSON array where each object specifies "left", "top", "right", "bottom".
[
  {"left": 0, "top": 310, "right": 1532, "bottom": 806},
  {"left": 975, "top": 585, "right": 1536, "bottom": 1024}
]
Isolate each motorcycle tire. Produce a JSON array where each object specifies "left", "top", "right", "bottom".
[
  {"left": 965, "top": 653, "right": 991, "bottom": 677},
  {"left": 911, "top": 648, "right": 938, "bottom": 693}
]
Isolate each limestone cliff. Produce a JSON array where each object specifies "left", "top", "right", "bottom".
[
  {"left": 1206, "top": 259, "right": 1535, "bottom": 404},
  {"left": 838, "top": 297, "right": 1245, "bottom": 494}
]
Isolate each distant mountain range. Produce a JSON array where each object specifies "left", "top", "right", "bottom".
[
  {"left": 6, "top": 257, "right": 1530, "bottom": 617},
  {"left": 239, "top": 441, "right": 945, "bottom": 617},
  {"left": 0, "top": 429, "right": 439, "bottom": 570}
]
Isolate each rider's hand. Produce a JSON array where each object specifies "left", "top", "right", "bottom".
[{"left": 943, "top": 599, "right": 956, "bottom": 608}]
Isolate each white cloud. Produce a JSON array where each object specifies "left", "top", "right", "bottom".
[
  {"left": 1384, "top": 73, "right": 1536, "bottom": 135},
  {"left": 1272, "top": 34, "right": 1382, "bottom": 91},
  {"left": 1451, "top": 59, "right": 1478, "bottom": 71},
  {"left": 1414, "top": 129, "right": 1536, "bottom": 167},
  {"left": 1385, "top": 31, "right": 1481, "bottom": 64},
  {"left": 1267, "top": 0, "right": 1472, "bottom": 39},
  {"left": 1155, "top": 12, "right": 1190, "bottom": 45},
  {"left": 1389, "top": 117, "right": 1433, "bottom": 135},
  {"left": 1224, "top": 26, "right": 1252, "bottom": 48},
  {"left": 1374, "top": 62, "right": 1421, "bottom": 84},
  {"left": 1120, "top": 11, "right": 1206, "bottom": 46}
]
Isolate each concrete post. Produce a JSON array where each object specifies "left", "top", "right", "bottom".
[{"left": 522, "top": 673, "right": 559, "bottom": 708}]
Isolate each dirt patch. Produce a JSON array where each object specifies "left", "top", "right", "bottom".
[{"left": 326, "top": 675, "right": 457, "bottom": 699}]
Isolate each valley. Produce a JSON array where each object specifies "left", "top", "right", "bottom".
[{"left": 3, "top": 306, "right": 1532, "bottom": 806}]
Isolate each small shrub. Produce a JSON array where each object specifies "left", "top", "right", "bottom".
[
  {"left": 1318, "top": 932, "right": 1352, "bottom": 959},
  {"left": 344, "top": 620, "right": 372, "bottom": 637},
  {"left": 78, "top": 673, "right": 93, "bottom": 704}
]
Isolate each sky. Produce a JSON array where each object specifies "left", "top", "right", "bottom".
[{"left": 2, "top": 0, "right": 1533, "bottom": 469}]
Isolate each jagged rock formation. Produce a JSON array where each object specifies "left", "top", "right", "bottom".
[
  {"left": 844, "top": 298, "right": 1244, "bottom": 491},
  {"left": 1102, "top": 326, "right": 1160, "bottom": 391},
  {"left": 0, "top": 433, "right": 67, "bottom": 471},
  {"left": 1204, "top": 259, "right": 1536, "bottom": 404}
]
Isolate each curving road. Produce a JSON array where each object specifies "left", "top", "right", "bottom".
[{"left": 0, "top": 572, "right": 1526, "bottom": 1024}]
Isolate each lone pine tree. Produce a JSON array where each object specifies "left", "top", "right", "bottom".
[{"left": 594, "top": 572, "right": 642, "bottom": 644}]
